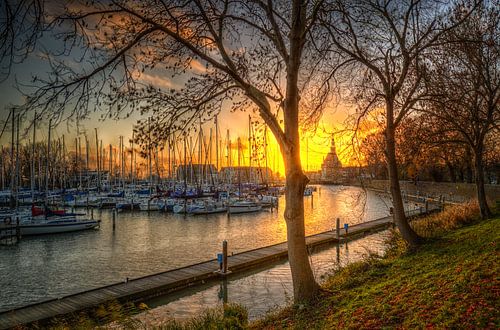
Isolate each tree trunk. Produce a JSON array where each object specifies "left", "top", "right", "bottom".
[
  {"left": 446, "top": 161, "right": 456, "bottom": 183},
  {"left": 386, "top": 124, "right": 422, "bottom": 247},
  {"left": 284, "top": 162, "right": 320, "bottom": 302},
  {"left": 473, "top": 147, "right": 491, "bottom": 219},
  {"left": 277, "top": 0, "right": 319, "bottom": 303}
]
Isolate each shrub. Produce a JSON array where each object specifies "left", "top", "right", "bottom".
[{"left": 412, "top": 200, "right": 480, "bottom": 237}]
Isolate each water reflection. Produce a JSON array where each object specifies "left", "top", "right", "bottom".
[
  {"left": 0, "top": 185, "right": 393, "bottom": 311},
  {"left": 139, "top": 232, "right": 389, "bottom": 325}
]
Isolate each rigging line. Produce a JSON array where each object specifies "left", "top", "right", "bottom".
[{"left": 0, "top": 110, "right": 12, "bottom": 141}]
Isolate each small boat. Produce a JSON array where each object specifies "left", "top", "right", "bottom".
[
  {"left": 228, "top": 200, "right": 262, "bottom": 214},
  {"left": 18, "top": 216, "right": 101, "bottom": 235},
  {"left": 138, "top": 199, "right": 164, "bottom": 211},
  {"left": 189, "top": 201, "right": 227, "bottom": 215},
  {"left": 116, "top": 200, "right": 141, "bottom": 211}
]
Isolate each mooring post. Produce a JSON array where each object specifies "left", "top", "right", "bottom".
[
  {"left": 336, "top": 217, "right": 340, "bottom": 239},
  {"left": 311, "top": 192, "right": 314, "bottom": 208},
  {"left": 91, "top": 208, "right": 94, "bottom": 220},
  {"left": 112, "top": 209, "right": 116, "bottom": 231},
  {"left": 222, "top": 240, "right": 228, "bottom": 274},
  {"left": 16, "top": 216, "right": 20, "bottom": 241}
]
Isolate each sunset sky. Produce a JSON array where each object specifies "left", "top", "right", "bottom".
[{"left": 0, "top": 4, "right": 365, "bottom": 176}]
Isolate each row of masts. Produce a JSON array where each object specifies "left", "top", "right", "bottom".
[{"left": 0, "top": 111, "right": 281, "bottom": 195}]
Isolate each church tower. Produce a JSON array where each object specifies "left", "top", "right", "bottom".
[{"left": 321, "top": 137, "right": 342, "bottom": 180}]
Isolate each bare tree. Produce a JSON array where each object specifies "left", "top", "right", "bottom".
[
  {"left": 321, "top": 0, "right": 476, "bottom": 246},
  {"left": 424, "top": 2, "right": 499, "bottom": 219},
  {"left": 0, "top": 0, "right": 45, "bottom": 82},
  {"left": 16, "top": 0, "right": 331, "bottom": 302}
]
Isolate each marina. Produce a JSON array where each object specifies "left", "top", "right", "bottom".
[{"left": 0, "top": 204, "right": 432, "bottom": 329}]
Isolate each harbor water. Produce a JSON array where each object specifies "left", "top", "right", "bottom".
[{"left": 0, "top": 185, "right": 394, "bottom": 313}]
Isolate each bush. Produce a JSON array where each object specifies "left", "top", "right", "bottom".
[
  {"left": 159, "top": 303, "right": 248, "bottom": 330},
  {"left": 412, "top": 200, "right": 480, "bottom": 237}
]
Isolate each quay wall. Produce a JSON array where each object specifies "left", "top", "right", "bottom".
[{"left": 359, "top": 180, "right": 500, "bottom": 203}]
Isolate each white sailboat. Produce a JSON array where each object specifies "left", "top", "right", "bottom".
[{"left": 228, "top": 200, "right": 262, "bottom": 214}]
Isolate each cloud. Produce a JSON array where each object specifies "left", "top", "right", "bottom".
[{"left": 132, "top": 71, "right": 177, "bottom": 90}]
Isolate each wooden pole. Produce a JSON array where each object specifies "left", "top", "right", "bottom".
[
  {"left": 336, "top": 217, "right": 340, "bottom": 239},
  {"left": 222, "top": 240, "right": 228, "bottom": 274}
]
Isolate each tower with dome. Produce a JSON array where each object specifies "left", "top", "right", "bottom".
[{"left": 321, "top": 137, "right": 342, "bottom": 181}]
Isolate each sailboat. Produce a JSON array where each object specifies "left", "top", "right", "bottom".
[{"left": 13, "top": 119, "right": 101, "bottom": 236}]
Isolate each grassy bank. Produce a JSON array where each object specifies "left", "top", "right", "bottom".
[{"left": 254, "top": 208, "right": 499, "bottom": 329}]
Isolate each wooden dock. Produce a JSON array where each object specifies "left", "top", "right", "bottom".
[{"left": 0, "top": 208, "right": 434, "bottom": 329}]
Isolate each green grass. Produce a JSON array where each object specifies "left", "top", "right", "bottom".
[{"left": 253, "top": 215, "right": 500, "bottom": 329}]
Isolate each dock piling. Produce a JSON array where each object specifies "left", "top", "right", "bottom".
[
  {"left": 91, "top": 208, "right": 93, "bottom": 220},
  {"left": 222, "top": 240, "right": 228, "bottom": 274},
  {"left": 336, "top": 218, "right": 340, "bottom": 239},
  {"left": 112, "top": 209, "right": 116, "bottom": 231},
  {"left": 16, "top": 217, "right": 20, "bottom": 241}
]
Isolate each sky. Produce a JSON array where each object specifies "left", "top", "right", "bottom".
[{"left": 0, "top": 5, "right": 361, "bottom": 175}]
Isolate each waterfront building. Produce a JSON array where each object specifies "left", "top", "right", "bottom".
[{"left": 321, "top": 138, "right": 342, "bottom": 181}]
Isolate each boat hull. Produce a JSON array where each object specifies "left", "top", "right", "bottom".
[
  {"left": 20, "top": 220, "right": 101, "bottom": 235},
  {"left": 228, "top": 205, "right": 262, "bottom": 214}
]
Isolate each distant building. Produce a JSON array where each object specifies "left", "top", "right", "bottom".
[{"left": 321, "top": 138, "right": 342, "bottom": 181}]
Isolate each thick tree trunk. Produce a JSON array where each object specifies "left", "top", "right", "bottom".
[
  {"left": 277, "top": 0, "right": 319, "bottom": 303},
  {"left": 284, "top": 162, "right": 320, "bottom": 302},
  {"left": 386, "top": 124, "right": 422, "bottom": 247},
  {"left": 473, "top": 147, "right": 491, "bottom": 219}
]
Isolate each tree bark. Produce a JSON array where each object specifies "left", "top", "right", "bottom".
[
  {"left": 473, "top": 147, "right": 491, "bottom": 219},
  {"left": 386, "top": 123, "right": 422, "bottom": 247},
  {"left": 284, "top": 162, "right": 319, "bottom": 302}
]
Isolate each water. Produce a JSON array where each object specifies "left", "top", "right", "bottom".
[
  {"left": 138, "top": 232, "right": 390, "bottom": 325},
  {"left": 0, "top": 185, "right": 393, "bottom": 312}
]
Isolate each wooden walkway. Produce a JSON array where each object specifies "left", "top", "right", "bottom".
[{"left": 0, "top": 208, "right": 434, "bottom": 329}]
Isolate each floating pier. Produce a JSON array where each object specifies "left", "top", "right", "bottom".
[{"left": 0, "top": 206, "right": 437, "bottom": 329}]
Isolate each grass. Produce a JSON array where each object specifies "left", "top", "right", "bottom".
[{"left": 253, "top": 203, "right": 499, "bottom": 329}]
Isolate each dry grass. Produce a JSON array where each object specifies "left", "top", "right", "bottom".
[{"left": 412, "top": 200, "right": 481, "bottom": 237}]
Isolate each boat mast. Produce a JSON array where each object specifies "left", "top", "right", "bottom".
[
  {"left": 183, "top": 133, "right": 187, "bottom": 209},
  {"left": 237, "top": 137, "right": 241, "bottom": 199},
  {"left": 78, "top": 137, "right": 82, "bottom": 189},
  {"left": 131, "top": 131, "right": 135, "bottom": 187},
  {"left": 214, "top": 115, "right": 218, "bottom": 184},
  {"left": 264, "top": 125, "right": 268, "bottom": 185},
  {"left": 109, "top": 143, "right": 113, "bottom": 189},
  {"left": 248, "top": 115, "right": 251, "bottom": 184},
  {"left": 10, "top": 108, "right": 15, "bottom": 208},
  {"left": 95, "top": 128, "right": 100, "bottom": 192},
  {"left": 31, "top": 112, "right": 36, "bottom": 200},
  {"left": 148, "top": 117, "right": 152, "bottom": 192},
  {"left": 15, "top": 112, "right": 20, "bottom": 209},
  {"left": 45, "top": 119, "right": 51, "bottom": 206},
  {"left": 62, "top": 135, "right": 66, "bottom": 189},
  {"left": 85, "top": 135, "right": 89, "bottom": 190}
]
